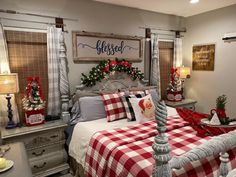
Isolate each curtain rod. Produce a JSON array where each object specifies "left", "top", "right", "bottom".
[
  {"left": 3, "top": 25, "right": 69, "bottom": 33},
  {"left": 139, "top": 26, "right": 186, "bottom": 33},
  {"left": 0, "top": 9, "right": 78, "bottom": 22},
  {"left": 150, "top": 32, "right": 184, "bottom": 38},
  {"left": 0, "top": 17, "right": 66, "bottom": 26},
  {"left": 151, "top": 32, "right": 175, "bottom": 37}
]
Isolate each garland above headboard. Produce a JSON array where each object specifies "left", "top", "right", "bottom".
[{"left": 81, "top": 58, "right": 144, "bottom": 87}]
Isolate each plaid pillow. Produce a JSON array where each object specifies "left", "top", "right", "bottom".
[
  {"left": 122, "top": 93, "right": 145, "bottom": 121},
  {"left": 102, "top": 92, "right": 126, "bottom": 122}
]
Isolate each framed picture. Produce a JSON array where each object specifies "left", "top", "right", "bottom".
[
  {"left": 72, "top": 31, "right": 143, "bottom": 62},
  {"left": 192, "top": 44, "right": 215, "bottom": 71}
]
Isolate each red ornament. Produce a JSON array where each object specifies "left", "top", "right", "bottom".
[
  {"left": 109, "top": 61, "right": 117, "bottom": 66},
  {"left": 102, "top": 65, "right": 110, "bottom": 73}
]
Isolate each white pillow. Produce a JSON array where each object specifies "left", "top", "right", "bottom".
[{"left": 129, "top": 94, "right": 155, "bottom": 123}]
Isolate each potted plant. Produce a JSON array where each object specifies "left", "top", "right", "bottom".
[{"left": 211, "top": 94, "right": 228, "bottom": 124}]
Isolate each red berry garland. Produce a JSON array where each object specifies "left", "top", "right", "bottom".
[{"left": 81, "top": 58, "right": 144, "bottom": 87}]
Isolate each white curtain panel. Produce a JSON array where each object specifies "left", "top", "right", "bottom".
[
  {"left": 0, "top": 23, "right": 20, "bottom": 125},
  {"left": 47, "top": 26, "right": 61, "bottom": 116},
  {"left": 173, "top": 38, "right": 183, "bottom": 67},
  {"left": 150, "top": 33, "right": 161, "bottom": 96},
  {"left": 59, "top": 32, "right": 70, "bottom": 96}
]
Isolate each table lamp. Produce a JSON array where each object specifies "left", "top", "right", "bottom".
[
  {"left": 0, "top": 73, "right": 19, "bottom": 129},
  {"left": 177, "top": 66, "right": 191, "bottom": 99}
]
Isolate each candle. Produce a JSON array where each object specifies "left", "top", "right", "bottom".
[{"left": 0, "top": 158, "right": 6, "bottom": 169}]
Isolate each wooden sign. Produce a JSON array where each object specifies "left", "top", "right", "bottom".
[
  {"left": 192, "top": 44, "right": 215, "bottom": 71},
  {"left": 72, "top": 31, "right": 143, "bottom": 62}
]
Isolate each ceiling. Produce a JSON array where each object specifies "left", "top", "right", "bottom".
[{"left": 93, "top": 0, "right": 236, "bottom": 17}]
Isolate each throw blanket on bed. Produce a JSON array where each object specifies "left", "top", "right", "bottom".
[
  {"left": 176, "top": 108, "right": 236, "bottom": 136},
  {"left": 176, "top": 108, "right": 209, "bottom": 136},
  {"left": 85, "top": 116, "right": 189, "bottom": 177},
  {"left": 105, "top": 125, "right": 236, "bottom": 177}
]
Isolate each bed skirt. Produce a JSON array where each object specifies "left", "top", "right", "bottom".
[{"left": 69, "top": 157, "right": 87, "bottom": 177}]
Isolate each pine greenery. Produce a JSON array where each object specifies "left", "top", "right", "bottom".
[
  {"left": 81, "top": 58, "right": 144, "bottom": 87},
  {"left": 216, "top": 94, "right": 227, "bottom": 109}
]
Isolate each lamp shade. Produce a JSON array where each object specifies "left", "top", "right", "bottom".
[
  {"left": 177, "top": 67, "right": 191, "bottom": 79},
  {"left": 0, "top": 73, "right": 19, "bottom": 94}
]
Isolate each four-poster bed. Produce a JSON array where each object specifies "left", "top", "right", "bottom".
[
  {"left": 68, "top": 70, "right": 236, "bottom": 177},
  {"left": 153, "top": 101, "right": 236, "bottom": 177}
]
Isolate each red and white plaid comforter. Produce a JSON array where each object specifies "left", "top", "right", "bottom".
[
  {"left": 84, "top": 115, "right": 236, "bottom": 177},
  {"left": 106, "top": 125, "right": 236, "bottom": 177},
  {"left": 85, "top": 116, "right": 189, "bottom": 177}
]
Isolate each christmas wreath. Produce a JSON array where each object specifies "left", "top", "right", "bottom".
[{"left": 81, "top": 58, "right": 144, "bottom": 87}]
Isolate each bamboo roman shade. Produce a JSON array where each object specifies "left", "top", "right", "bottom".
[{"left": 5, "top": 30, "right": 48, "bottom": 119}]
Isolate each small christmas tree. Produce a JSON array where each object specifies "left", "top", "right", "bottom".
[
  {"left": 166, "top": 68, "right": 182, "bottom": 101},
  {"left": 22, "top": 77, "right": 45, "bottom": 111},
  {"left": 167, "top": 68, "right": 182, "bottom": 92},
  {"left": 213, "top": 94, "right": 228, "bottom": 125}
]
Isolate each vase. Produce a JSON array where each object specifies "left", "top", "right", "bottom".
[{"left": 210, "top": 108, "right": 228, "bottom": 124}]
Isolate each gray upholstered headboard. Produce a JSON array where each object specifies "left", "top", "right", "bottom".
[{"left": 76, "top": 72, "right": 148, "bottom": 92}]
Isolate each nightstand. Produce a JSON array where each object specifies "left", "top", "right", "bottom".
[
  {"left": 165, "top": 99, "right": 197, "bottom": 111},
  {"left": 1, "top": 120, "right": 69, "bottom": 177}
]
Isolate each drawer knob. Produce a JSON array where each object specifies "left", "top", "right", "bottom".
[
  {"left": 34, "top": 162, "right": 46, "bottom": 169},
  {"left": 32, "top": 149, "right": 45, "bottom": 156}
]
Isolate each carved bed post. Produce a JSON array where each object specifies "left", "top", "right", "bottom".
[
  {"left": 59, "top": 32, "right": 70, "bottom": 123},
  {"left": 152, "top": 100, "right": 172, "bottom": 177},
  {"left": 219, "top": 152, "right": 229, "bottom": 177},
  {"left": 169, "top": 130, "right": 236, "bottom": 177}
]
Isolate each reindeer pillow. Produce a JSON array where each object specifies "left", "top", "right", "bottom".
[{"left": 129, "top": 94, "right": 155, "bottom": 123}]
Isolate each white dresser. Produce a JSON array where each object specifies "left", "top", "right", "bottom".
[
  {"left": 165, "top": 99, "right": 197, "bottom": 111},
  {"left": 1, "top": 120, "right": 69, "bottom": 177}
]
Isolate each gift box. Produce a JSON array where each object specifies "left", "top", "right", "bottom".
[{"left": 25, "top": 109, "right": 45, "bottom": 126}]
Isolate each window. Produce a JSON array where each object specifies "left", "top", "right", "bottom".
[
  {"left": 5, "top": 30, "right": 48, "bottom": 121},
  {"left": 159, "top": 41, "right": 174, "bottom": 99}
]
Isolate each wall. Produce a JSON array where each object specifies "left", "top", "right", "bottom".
[
  {"left": 183, "top": 5, "right": 236, "bottom": 117},
  {"left": 0, "top": 0, "right": 184, "bottom": 93}
]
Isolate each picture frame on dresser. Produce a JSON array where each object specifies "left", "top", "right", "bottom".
[{"left": 1, "top": 120, "right": 69, "bottom": 177}]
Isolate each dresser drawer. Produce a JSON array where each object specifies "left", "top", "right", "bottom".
[
  {"left": 30, "top": 150, "right": 67, "bottom": 174},
  {"left": 28, "top": 141, "right": 65, "bottom": 159},
  {"left": 4, "top": 128, "right": 65, "bottom": 149}
]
